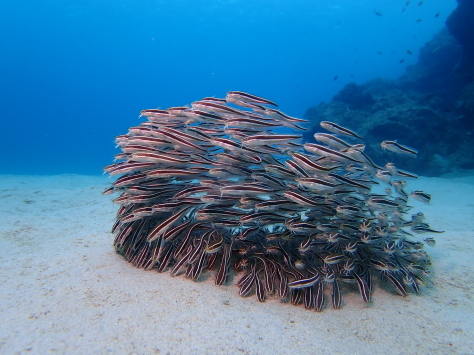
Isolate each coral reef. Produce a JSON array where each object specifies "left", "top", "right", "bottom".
[
  {"left": 446, "top": 0, "right": 474, "bottom": 76},
  {"left": 305, "top": 15, "right": 474, "bottom": 176}
]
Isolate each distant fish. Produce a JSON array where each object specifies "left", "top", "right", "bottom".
[
  {"left": 424, "top": 238, "right": 436, "bottom": 246},
  {"left": 411, "top": 190, "right": 431, "bottom": 204},
  {"left": 412, "top": 225, "right": 444, "bottom": 234},
  {"left": 406, "top": 1, "right": 411, "bottom": 5},
  {"left": 399, "top": 59, "right": 405, "bottom": 63},
  {"left": 377, "top": 51, "right": 382, "bottom": 54},
  {"left": 406, "top": 50, "right": 413, "bottom": 55},
  {"left": 333, "top": 75, "right": 338, "bottom": 81},
  {"left": 416, "top": 19, "right": 422, "bottom": 23},
  {"left": 435, "top": 13, "right": 440, "bottom": 18},
  {"left": 374, "top": 11, "right": 383, "bottom": 16},
  {"left": 381, "top": 140, "right": 418, "bottom": 156},
  {"left": 418, "top": 1, "right": 424, "bottom": 6}
]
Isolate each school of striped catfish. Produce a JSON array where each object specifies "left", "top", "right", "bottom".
[{"left": 103, "top": 91, "right": 443, "bottom": 311}]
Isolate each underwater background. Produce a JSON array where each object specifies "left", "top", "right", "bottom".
[
  {"left": 0, "top": 0, "right": 462, "bottom": 176},
  {"left": 2, "top": 2, "right": 474, "bottom": 354}
]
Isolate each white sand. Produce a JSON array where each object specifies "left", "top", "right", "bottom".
[{"left": 0, "top": 173, "right": 473, "bottom": 355}]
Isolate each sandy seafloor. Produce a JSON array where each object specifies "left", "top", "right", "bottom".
[{"left": 0, "top": 173, "right": 473, "bottom": 355}]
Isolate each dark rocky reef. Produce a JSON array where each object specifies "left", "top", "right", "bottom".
[
  {"left": 305, "top": 3, "right": 474, "bottom": 177},
  {"left": 446, "top": 0, "right": 474, "bottom": 77}
]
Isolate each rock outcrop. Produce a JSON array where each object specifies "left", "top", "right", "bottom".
[{"left": 304, "top": 2, "right": 474, "bottom": 176}]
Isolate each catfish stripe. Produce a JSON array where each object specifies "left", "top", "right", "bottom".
[
  {"left": 314, "top": 281, "right": 325, "bottom": 312},
  {"left": 320, "top": 121, "right": 364, "bottom": 139},
  {"left": 192, "top": 101, "right": 245, "bottom": 115},
  {"left": 283, "top": 191, "right": 326, "bottom": 207},
  {"left": 381, "top": 140, "right": 418, "bottom": 155},
  {"left": 146, "top": 169, "right": 201, "bottom": 178},
  {"left": 328, "top": 173, "right": 370, "bottom": 190},
  {"left": 264, "top": 164, "right": 296, "bottom": 178},
  {"left": 215, "top": 241, "right": 232, "bottom": 285},
  {"left": 226, "top": 117, "right": 282, "bottom": 128},
  {"left": 332, "top": 280, "right": 342, "bottom": 309},
  {"left": 220, "top": 185, "right": 275, "bottom": 195},
  {"left": 226, "top": 91, "right": 278, "bottom": 106},
  {"left": 161, "top": 126, "right": 210, "bottom": 142},
  {"left": 263, "top": 108, "right": 309, "bottom": 122},
  {"left": 314, "top": 133, "right": 352, "bottom": 150},
  {"left": 291, "top": 152, "right": 341, "bottom": 172},
  {"left": 147, "top": 206, "right": 192, "bottom": 242},
  {"left": 152, "top": 130, "right": 206, "bottom": 151},
  {"left": 304, "top": 144, "right": 364, "bottom": 163},
  {"left": 410, "top": 190, "right": 431, "bottom": 203},
  {"left": 105, "top": 161, "right": 156, "bottom": 175},
  {"left": 242, "top": 134, "right": 302, "bottom": 146},
  {"left": 285, "top": 160, "right": 311, "bottom": 177},
  {"left": 353, "top": 272, "right": 371, "bottom": 303},
  {"left": 288, "top": 273, "right": 320, "bottom": 289},
  {"left": 131, "top": 152, "right": 190, "bottom": 164}
]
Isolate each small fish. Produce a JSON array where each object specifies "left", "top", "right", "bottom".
[
  {"left": 220, "top": 184, "right": 275, "bottom": 196},
  {"left": 320, "top": 121, "right": 364, "bottom": 139},
  {"left": 400, "top": 59, "right": 405, "bottom": 63},
  {"left": 367, "top": 197, "right": 400, "bottom": 211},
  {"left": 204, "top": 235, "right": 224, "bottom": 254},
  {"left": 391, "top": 180, "right": 408, "bottom": 198},
  {"left": 328, "top": 173, "right": 370, "bottom": 191},
  {"left": 333, "top": 75, "right": 338, "bottom": 80},
  {"left": 412, "top": 225, "right": 445, "bottom": 234},
  {"left": 314, "top": 133, "right": 352, "bottom": 150},
  {"left": 146, "top": 169, "right": 201, "bottom": 179},
  {"left": 353, "top": 272, "right": 371, "bottom": 303},
  {"left": 396, "top": 169, "right": 418, "bottom": 179},
  {"left": 376, "top": 170, "right": 392, "bottom": 183},
  {"left": 410, "top": 190, "right": 431, "bottom": 203},
  {"left": 336, "top": 205, "right": 362, "bottom": 216},
  {"left": 291, "top": 152, "right": 341, "bottom": 173},
  {"left": 285, "top": 160, "right": 311, "bottom": 177},
  {"left": 418, "top": 1, "right": 423, "bottom": 6},
  {"left": 288, "top": 273, "right": 320, "bottom": 289},
  {"left": 147, "top": 207, "right": 192, "bottom": 242},
  {"left": 193, "top": 101, "right": 245, "bottom": 115},
  {"left": 435, "top": 13, "right": 440, "bottom": 18},
  {"left": 296, "top": 177, "right": 339, "bottom": 191},
  {"left": 406, "top": 50, "right": 413, "bottom": 55},
  {"left": 226, "top": 91, "right": 278, "bottom": 107},
  {"left": 283, "top": 191, "right": 326, "bottom": 207},
  {"left": 424, "top": 238, "right": 436, "bottom": 246},
  {"left": 140, "top": 109, "right": 170, "bottom": 118},
  {"left": 381, "top": 140, "right": 418, "bottom": 156},
  {"left": 226, "top": 117, "right": 281, "bottom": 129},
  {"left": 242, "top": 134, "right": 302, "bottom": 146},
  {"left": 323, "top": 254, "right": 346, "bottom": 265},
  {"left": 374, "top": 11, "right": 383, "bottom": 16},
  {"left": 385, "top": 271, "right": 408, "bottom": 296},
  {"left": 304, "top": 143, "right": 364, "bottom": 163},
  {"left": 416, "top": 19, "right": 422, "bottom": 23}
]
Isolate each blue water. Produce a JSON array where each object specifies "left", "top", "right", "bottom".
[{"left": 0, "top": 0, "right": 456, "bottom": 175}]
